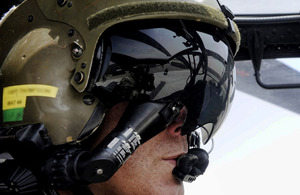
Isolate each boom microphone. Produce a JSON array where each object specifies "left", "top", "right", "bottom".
[{"left": 172, "top": 147, "right": 209, "bottom": 182}]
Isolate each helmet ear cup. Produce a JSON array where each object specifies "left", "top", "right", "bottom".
[{"left": 172, "top": 148, "right": 209, "bottom": 182}]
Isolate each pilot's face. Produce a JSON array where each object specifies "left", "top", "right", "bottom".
[{"left": 89, "top": 102, "right": 188, "bottom": 195}]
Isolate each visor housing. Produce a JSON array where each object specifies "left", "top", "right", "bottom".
[{"left": 92, "top": 20, "right": 236, "bottom": 144}]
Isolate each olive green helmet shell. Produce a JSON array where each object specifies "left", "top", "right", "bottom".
[
  {"left": 0, "top": 0, "right": 102, "bottom": 145},
  {"left": 0, "top": 0, "right": 240, "bottom": 145},
  {"left": 35, "top": 0, "right": 240, "bottom": 92}
]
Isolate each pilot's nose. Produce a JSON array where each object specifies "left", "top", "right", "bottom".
[{"left": 167, "top": 107, "right": 187, "bottom": 137}]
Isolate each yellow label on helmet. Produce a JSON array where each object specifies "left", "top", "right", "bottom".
[{"left": 2, "top": 84, "right": 58, "bottom": 122}]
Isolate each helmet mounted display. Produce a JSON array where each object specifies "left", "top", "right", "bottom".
[{"left": 0, "top": 0, "right": 240, "bottom": 192}]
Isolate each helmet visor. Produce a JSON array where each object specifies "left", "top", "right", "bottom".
[{"left": 94, "top": 20, "right": 236, "bottom": 144}]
